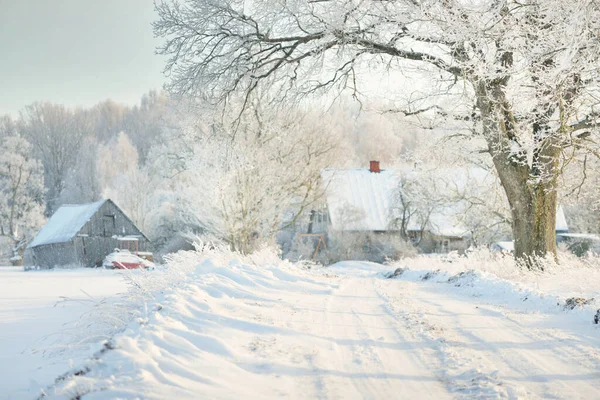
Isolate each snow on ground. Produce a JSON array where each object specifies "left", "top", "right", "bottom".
[
  {"left": 40, "top": 249, "right": 600, "bottom": 399},
  {"left": 0, "top": 267, "right": 128, "bottom": 399}
]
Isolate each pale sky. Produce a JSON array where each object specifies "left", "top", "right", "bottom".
[{"left": 0, "top": 0, "right": 165, "bottom": 116}]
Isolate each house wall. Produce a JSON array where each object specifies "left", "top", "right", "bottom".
[
  {"left": 417, "top": 233, "right": 471, "bottom": 254},
  {"left": 327, "top": 230, "right": 413, "bottom": 263}
]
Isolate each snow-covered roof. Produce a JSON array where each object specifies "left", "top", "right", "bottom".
[
  {"left": 557, "top": 233, "right": 599, "bottom": 240},
  {"left": 556, "top": 206, "right": 568, "bottom": 232},
  {"left": 28, "top": 200, "right": 106, "bottom": 248},
  {"left": 493, "top": 241, "right": 515, "bottom": 252},
  {"left": 321, "top": 168, "right": 399, "bottom": 232},
  {"left": 321, "top": 167, "right": 482, "bottom": 237}
]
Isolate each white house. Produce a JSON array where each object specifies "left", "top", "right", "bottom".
[{"left": 308, "top": 161, "right": 491, "bottom": 259}]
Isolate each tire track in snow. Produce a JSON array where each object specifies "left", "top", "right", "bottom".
[
  {"left": 376, "top": 276, "right": 600, "bottom": 399},
  {"left": 374, "top": 279, "right": 528, "bottom": 399},
  {"left": 321, "top": 277, "right": 451, "bottom": 400}
]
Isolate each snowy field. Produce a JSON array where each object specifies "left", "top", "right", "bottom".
[
  {"left": 0, "top": 267, "right": 128, "bottom": 399},
  {"left": 20, "top": 248, "right": 598, "bottom": 400}
]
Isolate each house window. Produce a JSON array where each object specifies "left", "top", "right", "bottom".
[{"left": 441, "top": 239, "right": 450, "bottom": 252}]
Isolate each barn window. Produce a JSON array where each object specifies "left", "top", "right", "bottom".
[
  {"left": 104, "top": 214, "right": 116, "bottom": 227},
  {"left": 103, "top": 214, "right": 116, "bottom": 236}
]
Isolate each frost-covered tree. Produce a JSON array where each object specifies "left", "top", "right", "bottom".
[
  {"left": 105, "top": 166, "right": 154, "bottom": 233},
  {"left": 58, "top": 137, "right": 102, "bottom": 204},
  {"left": 19, "top": 103, "right": 89, "bottom": 213},
  {"left": 96, "top": 131, "right": 140, "bottom": 191},
  {"left": 390, "top": 170, "right": 442, "bottom": 243},
  {"left": 123, "top": 90, "right": 171, "bottom": 162},
  {"left": 0, "top": 116, "right": 17, "bottom": 139},
  {"left": 0, "top": 136, "right": 45, "bottom": 243},
  {"left": 151, "top": 103, "right": 343, "bottom": 253},
  {"left": 155, "top": 0, "right": 600, "bottom": 266}
]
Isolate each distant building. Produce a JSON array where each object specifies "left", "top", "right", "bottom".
[
  {"left": 26, "top": 199, "right": 151, "bottom": 268},
  {"left": 554, "top": 209, "right": 600, "bottom": 255},
  {"left": 308, "top": 161, "right": 484, "bottom": 260}
]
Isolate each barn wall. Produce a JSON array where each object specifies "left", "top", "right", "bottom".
[
  {"left": 78, "top": 200, "right": 152, "bottom": 258},
  {"left": 31, "top": 242, "right": 80, "bottom": 269},
  {"left": 30, "top": 200, "right": 152, "bottom": 269},
  {"left": 80, "top": 201, "right": 138, "bottom": 238}
]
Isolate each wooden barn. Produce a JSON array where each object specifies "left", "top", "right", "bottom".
[{"left": 26, "top": 199, "right": 151, "bottom": 268}]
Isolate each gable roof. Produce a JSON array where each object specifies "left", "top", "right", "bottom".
[
  {"left": 321, "top": 168, "right": 399, "bottom": 232},
  {"left": 321, "top": 167, "right": 477, "bottom": 236},
  {"left": 321, "top": 167, "right": 567, "bottom": 237},
  {"left": 556, "top": 205, "right": 568, "bottom": 233},
  {"left": 28, "top": 200, "right": 107, "bottom": 248}
]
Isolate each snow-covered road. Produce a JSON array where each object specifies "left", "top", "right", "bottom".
[
  {"left": 376, "top": 275, "right": 600, "bottom": 398},
  {"left": 45, "top": 257, "right": 600, "bottom": 399},
  {"left": 316, "top": 275, "right": 450, "bottom": 399}
]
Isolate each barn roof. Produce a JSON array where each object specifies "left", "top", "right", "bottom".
[{"left": 28, "top": 200, "right": 106, "bottom": 248}]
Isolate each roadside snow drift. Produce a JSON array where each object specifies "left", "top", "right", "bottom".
[{"left": 39, "top": 248, "right": 600, "bottom": 400}]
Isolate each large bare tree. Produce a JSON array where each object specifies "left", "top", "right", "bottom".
[
  {"left": 154, "top": 0, "right": 600, "bottom": 265},
  {"left": 19, "top": 103, "right": 89, "bottom": 213}
]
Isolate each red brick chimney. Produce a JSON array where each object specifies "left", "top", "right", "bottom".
[{"left": 369, "top": 160, "right": 380, "bottom": 173}]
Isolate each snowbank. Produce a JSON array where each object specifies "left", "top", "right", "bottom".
[
  {"left": 41, "top": 245, "right": 334, "bottom": 398},
  {"left": 387, "top": 249, "right": 600, "bottom": 323},
  {"left": 33, "top": 246, "right": 600, "bottom": 399}
]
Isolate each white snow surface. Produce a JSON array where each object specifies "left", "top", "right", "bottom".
[
  {"left": 36, "top": 248, "right": 600, "bottom": 399},
  {"left": 28, "top": 200, "right": 106, "bottom": 248},
  {"left": 0, "top": 267, "right": 127, "bottom": 399}
]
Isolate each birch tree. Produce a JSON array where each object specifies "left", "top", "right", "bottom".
[{"left": 155, "top": 0, "right": 600, "bottom": 266}]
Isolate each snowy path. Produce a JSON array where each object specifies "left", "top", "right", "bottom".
[
  {"left": 376, "top": 278, "right": 600, "bottom": 399},
  {"left": 46, "top": 259, "right": 600, "bottom": 399},
  {"left": 315, "top": 277, "right": 450, "bottom": 399}
]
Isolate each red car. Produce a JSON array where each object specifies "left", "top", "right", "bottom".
[{"left": 103, "top": 249, "right": 153, "bottom": 269}]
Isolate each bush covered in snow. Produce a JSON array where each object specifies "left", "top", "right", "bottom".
[{"left": 325, "top": 232, "right": 418, "bottom": 264}]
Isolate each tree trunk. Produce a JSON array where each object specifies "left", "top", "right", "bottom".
[
  {"left": 509, "top": 188, "right": 557, "bottom": 261},
  {"left": 476, "top": 81, "right": 559, "bottom": 268},
  {"left": 493, "top": 155, "right": 558, "bottom": 268}
]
